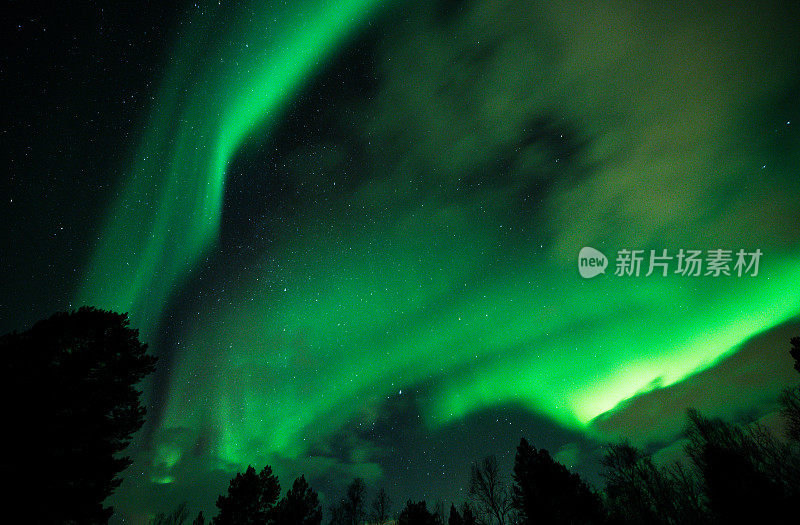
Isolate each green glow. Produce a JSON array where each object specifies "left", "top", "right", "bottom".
[
  {"left": 78, "top": 0, "right": 384, "bottom": 339},
  {"left": 75, "top": 0, "right": 800, "bottom": 494},
  {"left": 153, "top": 193, "right": 800, "bottom": 479},
  {"left": 427, "top": 255, "right": 800, "bottom": 428}
]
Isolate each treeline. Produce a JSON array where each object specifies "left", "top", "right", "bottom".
[
  {"left": 169, "top": 336, "right": 800, "bottom": 525},
  {"left": 2, "top": 308, "right": 799, "bottom": 524}
]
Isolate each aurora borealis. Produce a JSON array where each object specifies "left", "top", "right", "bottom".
[
  {"left": 77, "top": 0, "right": 384, "bottom": 342},
  {"left": 3, "top": 0, "right": 800, "bottom": 521}
]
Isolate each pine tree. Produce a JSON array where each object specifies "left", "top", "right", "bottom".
[
  {"left": 448, "top": 504, "right": 463, "bottom": 525},
  {"left": 398, "top": 500, "right": 441, "bottom": 525},
  {"left": 512, "top": 438, "right": 603, "bottom": 524},
  {"left": 273, "top": 475, "right": 322, "bottom": 525},
  {"left": 213, "top": 465, "right": 280, "bottom": 525},
  {"left": 2, "top": 307, "right": 157, "bottom": 523}
]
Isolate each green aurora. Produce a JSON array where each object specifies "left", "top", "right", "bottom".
[
  {"left": 78, "top": 0, "right": 384, "bottom": 341},
  {"left": 74, "top": 0, "right": 800, "bottom": 503}
]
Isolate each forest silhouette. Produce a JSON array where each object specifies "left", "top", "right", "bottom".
[{"left": 2, "top": 308, "right": 799, "bottom": 524}]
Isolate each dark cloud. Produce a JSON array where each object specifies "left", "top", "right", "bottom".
[{"left": 592, "top": 318, "right": 800, "bottom": 446}]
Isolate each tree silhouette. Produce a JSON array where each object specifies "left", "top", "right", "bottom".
[
  {"left": 601, "top": 442, "right": 705, "bottom": 525},
  {"left": 685, "top": 410, "right": 800, "bottom": 525},
  {"left": 329, "top": 503, "right": 345, "bottom": 525},
  {"left": 790, "top": 336, "right": 800, "bottom": 373},
  {"left": 1, "top": 307, "right": 156, "bottom": 524},
  {"left": 398, "top": 500, "right": 441, "bottom": 525},
  {"left": 780, "top": 335, "right": 800, "bottom": 441},
  {"left": 432, "top": 500, "right": 447, "bottom": 524},
  {"left": 512, "top": 438, "right": 603, "bottom": 525},
  {"left": 370, "top": 487, "right": 392, "bottom": 524},
  {"left": 213, "top": 465, "right": 280, "bottom": 525},
  {"left": 459, "top": 503, "right": 478, "bottom": 525},
  {"left": 346, "top": 477, "right": 367, "bottom": 524},
  {"left": 330, "top": 477, "right": 367, "bottom": 525},
  {"left": 448, "top": 504, "right": 463, "bottom": 525},
  {"left": 272, "top": 475, "right": 322, "bottom": 525},
  {"left": 468, "top": 455, "right": 513, "bottom": 524},
  {"left": 447, "top": 503, "right": 482, "bottom": 525},
  {"left": 781, "top": 384, "right": 800, "bottom": 442}
]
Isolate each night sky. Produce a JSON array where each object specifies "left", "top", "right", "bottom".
[{"left": 3, "top": 0, "right": 800, "bottom": 522}]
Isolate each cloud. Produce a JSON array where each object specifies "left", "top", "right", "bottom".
[
  {"left": 349, "top": 0, "right": 799, "bottom": 255},
  {"left": 591, "top": 319, "right": 800, "bottom": 446},
  {"left": 553, "top": 442, "right": 582, "bottom": 469},
  {"left": 125, "top": 0, "right": 800, "bottom": 518}
]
